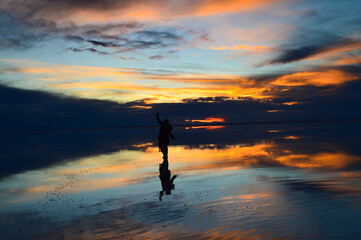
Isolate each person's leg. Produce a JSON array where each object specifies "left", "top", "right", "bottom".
[
  {"left": 160, "top": 145, "right": 165, "bottom": 157},
  {"left": 158, "top": 142, "right": 162, "bottom": 152},
  {"left": 159, "top": 144, "right": 168, "bottom": 159},
  {"left": 162, "top": 157, "right": 169, "bottom": 169},
  {"left": 164, "top": 144, "right": 168, "bottom": 157}
]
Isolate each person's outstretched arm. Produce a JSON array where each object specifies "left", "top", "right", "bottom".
[
  {"left": 170, "top": 175, "right": 178, "bottom": 183},
  {"left": 156, "top": 113, "right": 162, "bottom": 125},
  {"left": 169, "top": 131, "right": 176, "bottom": 140}
]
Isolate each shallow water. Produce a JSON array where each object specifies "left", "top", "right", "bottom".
[{"left": 1, "top": 122, "right": 361, "bottom": 239}]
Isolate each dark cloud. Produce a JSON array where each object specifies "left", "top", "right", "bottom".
[
  {"left": 84, "top": 29, "right": 184, "bottom": 52},
  {"left": 148, "top": 55, "right": 165, "bottom": 60},
  {"left": 134, "top": 30, "right": 181, "bottom": 41},
  {"left": 300, "top": 9, "right": 318, "bottom": 19},
  {"left": 64, "top": 35, "right": 85, "bottom": 42},
  {"left": 0, "top": 13, "right": 148, "bottom": 52},
  {"left": 61, "top": 23, "right": 185, "bottom": 54},
  {"left": 0, "top": 6, "right": 208, "bottom": 58},
  {"left": 0, "top": 0, "right": 231, "bottom": 20},
  {"left": 83, "top": 22, "right": 142, "bottom": 36},
  {"left": 67, "top": 47, "right": 112, "bottom": 55},
  {"left": 182, "top": 96, "right": 229, "bottom": 103},
  {"left": 0, "top": 11, "right": 45, "bottom": 49},
  {"left": 2, "top": 0, "right": 139, "bottom": 18},
  {"left": 125, "top": 29, "right": 183, "bottom": 50},
  {"left": 56, "top": 23, "right": 142, "bottom": 40},
  {"left": 262, "top": 1, "right": 361, "bottom": 66},
  {"left": 87, "top": 40, "right": 121, "bottom": 48},
  {"left": 186, "top": 28, "right": 211, "bottom": 42},
  {"left": 267, "top": 37, "right": 361, "bottom": 65},
  {"left": 118, "top": 56, "right": 138, "bottom": 61}
]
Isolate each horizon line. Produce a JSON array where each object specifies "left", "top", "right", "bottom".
[{"left": 1, "top": 117, "right": 361, "bottom": 133}]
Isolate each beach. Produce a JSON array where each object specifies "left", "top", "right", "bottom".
[{"left": 1, "top": 122, "right": 361, "bottom": 239}]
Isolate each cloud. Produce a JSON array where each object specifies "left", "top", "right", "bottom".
[
  {"left": 182, "top": 97, "right": 229, "bottom": 103},
  {"left": 83, "top": 29, "right": 183, "bottom": 51},
  {"left": 262, "top": 5, "right": 361, "bottom": 66},
  {"left": 0, "top": 0, "right": 286, "bottom": 23},
  {"left": 49, "top": 80, "right": 272, "bottom": 104},
  {"left": 0, "top": 0, "right": 288, "bottom": 56},
  {"left": 148, "top": 55, "right": 165, "bottom": 60},
  {"left": 254, "top": 0, "right": 361, "bottom": 66},
  {"left": 0, "top": 11, "right": 45, "bottom": 49},
  {"left": 267, "top": 37, "right": 361, "bottom": 65},
  {"left": 210, "top": 45, "right": 273, "bottom": 52},
  {"left": 0, "top": 7, "right": 208, "bottom": 57},
  {"left": 270, "top": 69, "right": 359, "bottom": 87},
  {"left": 2, "top": 59, "right": 361, "bottom": 104},
  {"left": 0, "top": 59, "right": 269, "bottom": 102},
  {"left": 334, "top": 55, "right": 361, "bottom": 65},
  {"left": 67, "top": 47, "right": 112, "bottom": 55},
  {"left": 87, "top": 40, "right": 120, "bottom": 48},
  {"left": 118, "top": 56, "right": 139, "bottom": 61}
]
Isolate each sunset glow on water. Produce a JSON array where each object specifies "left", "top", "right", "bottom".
[
  {"left": 1, "top": 123, "right": 361, "bottom": 239},
  {"left": 1, "top": 0, "right": 361, "bottom": 239}
]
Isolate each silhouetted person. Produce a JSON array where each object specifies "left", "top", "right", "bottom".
[
  {"left": 156, "top": 113, "right": 176, "bottom": 159},
  {"left": 159, "top": 157, "right": 177, "bottom": 201}
]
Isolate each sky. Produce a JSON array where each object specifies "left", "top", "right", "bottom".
[{"left": 0, "top": 0, "right": 361, "bottom": 127}]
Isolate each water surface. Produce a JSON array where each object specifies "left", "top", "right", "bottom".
[{"left": 1, "top": 122, "right": 361, "bottom": 239}]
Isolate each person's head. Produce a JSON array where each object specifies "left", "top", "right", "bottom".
[{"left": 164, "top": 119, "right": 169, "bottom": 124}]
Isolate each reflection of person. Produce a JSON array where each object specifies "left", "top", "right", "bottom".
[
  {"left": 159, "top": 157, "right": 177, "bottom": 201},
  {"left": 156, "top": 113, "right": 176, "bottom": 158}
]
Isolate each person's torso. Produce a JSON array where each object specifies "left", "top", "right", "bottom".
[{"left": 158, "top": 124, "right": 170, "bottom": 138}]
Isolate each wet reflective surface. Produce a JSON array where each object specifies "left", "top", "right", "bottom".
[{"left": 1, "top": 122, "right": 361, "bottom": 239}]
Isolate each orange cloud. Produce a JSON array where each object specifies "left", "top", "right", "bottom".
[
  {"left": 3, "top": 59, "right": 360, "bottom": 105},
  {"left": 145, "top": 74, "right": 250, "bottom": 84},
  {"left": 334, "top": 56, "right": 361, "bottom": 65},
  {"left": 190, "top": 0, "right": 286, "bottom": 17},
  {"left": 2, "top": 59, "right": 273, "bottom": 103},
  {"left": 68, "top": 4, "right": 169, "bottom": 24},
  {"left": 271, "top": 69, "right": 358, "bottom": 87},
  {"left": 44, "top": 0, "right": 287, "bottom": 24},
  {"left": 0, "top": 59, "right": 138, "bottom": 82},
  {"left": 210, "top": 45, "right": 273, "bottom": 53},
  {"left": 308, "top": 42, "right": 361, "bottom": 62},
  {"left": 50, "top": 80, "right": 272, "bottom": 103}
]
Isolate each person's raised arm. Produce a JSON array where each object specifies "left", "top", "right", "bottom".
[{"left": 156, "top": 112, "right": 162, "bottom": 125}]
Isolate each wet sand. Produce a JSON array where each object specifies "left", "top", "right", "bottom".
[{"left": 1, "top": 123, "right": 361, "bottom": 239}]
